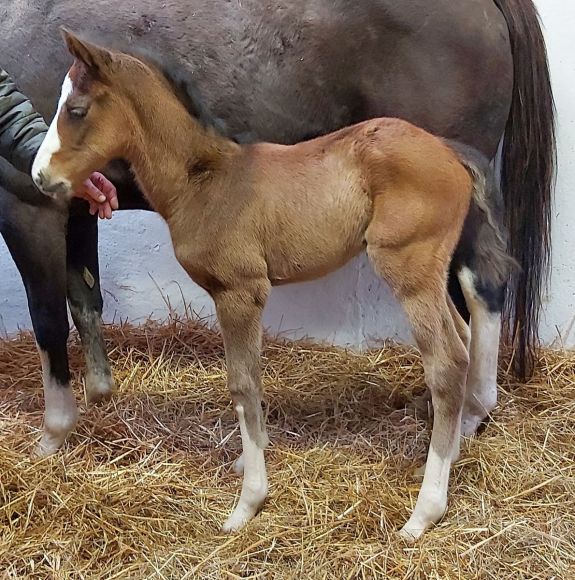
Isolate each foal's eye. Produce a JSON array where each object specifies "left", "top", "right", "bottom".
[{"left": 67, "top": 106, "right": 88, "bottom": 119}]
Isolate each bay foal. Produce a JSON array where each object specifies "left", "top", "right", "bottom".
[{"left": 32, "top": 32, "right": 510, "bottom": 539}]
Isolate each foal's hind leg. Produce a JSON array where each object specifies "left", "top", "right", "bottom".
[
  {"left": 67, "top": 207, "right": 114, "bottom": 403},
  {"left": 448, "top": 297, "right": 471, "bottom": 351},
  {"left": 211, "top": 280, "right": 271, "bottom": 532},
  {"left": 375, "top": 279, "right": 467, "bottom": 537},
  {"left": 371, "top": 253, "right": 467, "bottom": 537},
  {"left": 412, "top": 297, "right": 470, "bottom": 419},
  {"left": 366, "top": 206, "right": 469, "bottom": 539}
]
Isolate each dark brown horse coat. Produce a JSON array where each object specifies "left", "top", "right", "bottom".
[{"left": 1, "top": 1, "right": 513, "bottom": 153}]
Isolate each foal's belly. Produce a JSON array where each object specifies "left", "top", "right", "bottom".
[
  {"left": 263, "top": 167, "right": 372, "bottom": 285},
  {"left": 266, "top": 237, "right": 367, "bottom": 286}
]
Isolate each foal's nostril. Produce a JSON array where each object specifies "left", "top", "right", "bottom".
[
  {"left": 35, "top": 170, "right": 46, "bottom": 188},
  {"left": 42, "top": 180, "right": 68, "bottom": 194}
]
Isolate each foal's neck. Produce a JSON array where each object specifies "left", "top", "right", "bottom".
[{"left": 125, "top": 79, "right": 240, "bottom": 219}]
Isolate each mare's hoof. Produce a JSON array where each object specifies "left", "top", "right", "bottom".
[{"left": 85, "top": 372, "right": 115, "bottom": 404}]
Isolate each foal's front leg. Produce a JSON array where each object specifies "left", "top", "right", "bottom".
[
  {"left": 67, "top": 208, "right": 114, "bottom": 403},
  {"left": 213, "top": 282, "right": 271, "bottom": 532}
]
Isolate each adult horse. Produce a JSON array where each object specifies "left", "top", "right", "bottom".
[{"left": 0, "top": 0, "right": 553, "bottom": 448}]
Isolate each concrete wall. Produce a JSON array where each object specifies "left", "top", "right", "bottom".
[{"left": 1, "top": 0, "right": 574, "bottom": 347}]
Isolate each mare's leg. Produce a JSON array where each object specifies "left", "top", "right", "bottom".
[
  {"left": 212, "top": 280, "right": 271, "bottom": 533},
  {"left": 0, "top": 185, "right": 77, "bottom": 456},
  {"left": 366, "top": 196, "right": 469, "bottom": 540},
  {"left": 66, "top": 203, "right": 113, "bottom": 403}
]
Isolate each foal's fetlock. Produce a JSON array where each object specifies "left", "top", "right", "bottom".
[
  {"left": 222, "top": 476, "right": 268, "bottom": 533},
  {"left": 224, "top": 446, "right": 269, "bottom": 531},
  {"left": 400, "top": 492, "right": 448, "bottom": 541},
  {"left": 223, "top": 402, "right": 269, "bottom": 532}
]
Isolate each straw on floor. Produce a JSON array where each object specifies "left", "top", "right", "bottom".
[{"left": 0, "top": 318, "right": 574, "bottom": 579}]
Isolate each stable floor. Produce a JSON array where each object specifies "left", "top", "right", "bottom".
[{"left": 0, "top": 320, "right": 573, "bottom": 578}]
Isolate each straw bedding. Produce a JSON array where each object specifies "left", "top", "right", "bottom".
[{"left": 0, "top": 318, "right": 574, "bottom": 579}]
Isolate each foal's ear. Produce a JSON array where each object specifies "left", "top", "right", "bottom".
[{"left": 61, "top": 28, "right": 117, "bottom": 79}]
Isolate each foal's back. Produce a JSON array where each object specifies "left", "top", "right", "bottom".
[{"left": 242, "top": 119, "right": 472, "bottom": 285}]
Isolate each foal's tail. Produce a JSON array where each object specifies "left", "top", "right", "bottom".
[
  {"left": 493, "top": 0, "right": 556, "bottom": 379},
  {"left": 447, "top": 139, "right": 518, "bottom": 325},
  {"left": 451, "top": 144, "right": 508, "bottom": 255}
]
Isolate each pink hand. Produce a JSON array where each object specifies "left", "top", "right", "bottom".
[{"left": 74, "top": 172, "right": 119, "bottom": 219}]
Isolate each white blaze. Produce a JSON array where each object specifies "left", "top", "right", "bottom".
[{"left": 31, "top": 74, "right": 73, "bottom": 184}]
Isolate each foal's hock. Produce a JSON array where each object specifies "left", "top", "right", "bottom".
[{"left": 32, "top": 31, "right": 511, "bottom": 539}]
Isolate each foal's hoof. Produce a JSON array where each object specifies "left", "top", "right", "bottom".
[
  {"left": 460, "top": 404, "right": 495, "bottom": 437},
  {"left": 221, "top": 481, "right": 268, "bottom": 533},
  {"left": 34, "top": 435, "right": 63, "bottom": 458},
  {"left": 398, "top": 513, "right": 432, "bottom": 542},
  {"left": 398, "top": 522, "right": 423, "bottom": 543},
  {"left": 399, "top": 494, "right": 447, "bottom": 541},
  {"left": 221, "top": 490, "right": 267, "bottom": 532},
  {"left": 221, "top": 501, "right": 260, "bottom": 533},
  {"left": 460, "top": 413, "right": 486, "bottom": 438},
  {"left": 221, "top": 512, "right": 250, "bottom": 533}
]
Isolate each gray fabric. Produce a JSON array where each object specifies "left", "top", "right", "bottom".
[{"left": 0, "top": 68, "right": 47, "bottom": 174}]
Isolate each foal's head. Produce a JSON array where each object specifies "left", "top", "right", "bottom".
[{"left": 32, "top": 30, "right": 167, "bottom": 199}]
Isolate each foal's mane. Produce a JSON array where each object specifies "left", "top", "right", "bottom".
[
  {"left": 69, "top": 31, "right": 230, "bottom": 138},
  {"left": 131, "top": 47, "right": 231, "bottom": 138}
]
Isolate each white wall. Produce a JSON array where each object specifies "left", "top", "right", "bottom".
[
  {"left": 537, "top": 0, "right": 575, "bottom": 346},
  {"left": 1, "top": 0, "right": 574, "bottom": 347}
]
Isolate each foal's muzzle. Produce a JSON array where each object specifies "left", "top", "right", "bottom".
[{"left": 33, "top": 170, "right": 71, "bottom": 198}]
